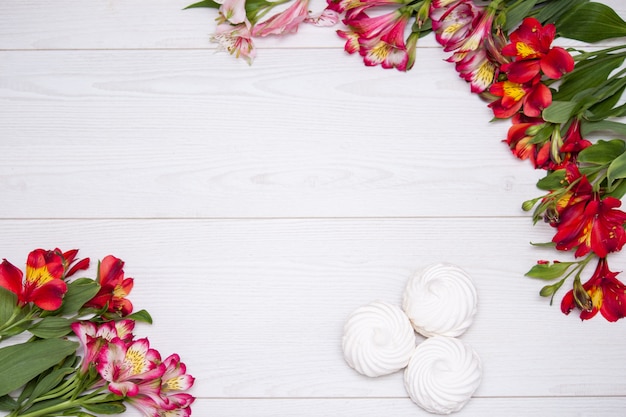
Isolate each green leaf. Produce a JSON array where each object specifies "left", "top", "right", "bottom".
[
  {"left": 125, "top": 309, "right": 153, "bottom": 324},
  {"left": 536, "top": 169, "right": 566, "bottom": 191},
  {"left": 607, "top": 178, "right": 626, "bottom": 199},
  {"left": 558, "top": 2, "right": 626, "bottom": 42},
  {"left": 82, "top": 401, "right": 126, "bottom": 415},
  {"left": 578, "top": 139, "right": 626, "bottom": 165},
  {"left": 582, "top": 120, "right": 626, "bottom": 137},
  {"left": 58, "top": 278, "right": 100, "bottom": 315},
  {"left": 555, "top": 53, "right": 626, "bottom": 102},
  {"left": 584, "top": 85, "right": 626, "bottom": 121},
  {"left": 0, "top": 287, "right": 18, "bottom": 326},
  {"left": 526, "top": 262, "right": 574, "bottom": 280},
  {"left": 29, "top": 316, "right": 72, "bottom": 339},
  {"left": 0, "top": 394, "right": 18, "bottom": 411},
  {"left": 502, "top": 0, "right": 538, "bottom": 32},
  {"left": 26, "top": 367, "right": 75, "bottom": 407},
  {"left": 607, "top": 150, "right": 626, "bottom": 184},
  {"left": 532, "top": 0, "right": 589, "bottom": 26},
  {"left": 184, "top": 0, "right": 220, "bottom": 9},
  {"left": 542, "top": 101, "right": 579, "bottom": 123},
  {"left": 0, "top": 339, "right": 78, "bottom": 396}
]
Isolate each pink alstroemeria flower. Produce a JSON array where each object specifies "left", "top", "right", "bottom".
[
  {"left": 97, "top": 338, "right": 165, "bottom": 397},
  {"left": 252, "top": 0, "right": 310, "bottom": 37},
  {"left": 125, "top": 354, "right": 195, "bottom": 417},
  {"left": 212, "top": 23, "right": 257, "bottom": 64},
  {"left": 159, "top": 354, "right": 196, "bottom": 410},
  {"left": 216, "top": 0, "right": 247, "bottom": 25},
  {"left": 72, "top": 320, "right": 136, "bottom": 375}
]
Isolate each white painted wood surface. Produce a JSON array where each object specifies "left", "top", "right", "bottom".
[{"left": 1, "top": 1, "right": 626, "bottom": 416}]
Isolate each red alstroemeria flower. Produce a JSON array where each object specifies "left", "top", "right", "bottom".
[
  {"left": 504, "top": 115, "right": 547, "bottom": 166},
  {"left": 501, "top": 17, "right": 574, "bottom": 83},
  {"left": 553, "top": 193, "right": 626, "bottom": 258},
  {"left": 0, "top": 248, "right": 86, "bottom": 310},
  {"left": 560, "top": 118, "right": 591, "bottom": 154},
  {"left": 84, "top": 255, "right": 134, "bottom": 316},
  {"left": 561, "top": 258, "right": 626, "bottom": 321},
  {"left": 488, "top": 74, "right": 552, "bottom": 119}
]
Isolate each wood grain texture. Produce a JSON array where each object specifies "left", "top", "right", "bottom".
[
  {"left": 1, "top": 219, "right": 625, "bottom": 400},
  {"left": 0, "top": 48, "right": 544, "bottom": 218},
  {"left": 2, "top": 1, "right": 626, "bottom": 416}
]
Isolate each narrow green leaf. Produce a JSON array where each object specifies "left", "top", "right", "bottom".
[
  {"left": 503, "top": 0, "right": 538, "bottom": 32},
  {"left": 584, "top": 85, "right": 626, "bottom": 121},
  {"left": 29, "top": 317, "right": 72, "bottom": 339},
  {"left": 0, "top": 394, "right": 18, "bottom": 411},
  {"left": 542, "top": 101, "right": 579, "bottom": 123},
  {"left": 184, "top": 0, "right": 220, "bottom": 9},
  {"left": 558, "top": 2, "right": 626, "bottom": 42},
  {"left": 578, "top": 139, "right": 626, "bottom": 165},
  {"left": 82, "top": 401, "right": 126, "bottom": 415},
  {"left": 0, "top": 339, "right": 78, "bottom": 396},
  {"left": 26, "top": 367, "right": 75, "bottom": 407},
  {"left": 532, "top": 0, "right": 589, "bottom": 25},
  {"left": 582, "top": 120, "right": 626, "bottom": 137},
  {"left": 607, "top": 150, "right": 626, "bottom": 184},
  {"left": 526, "top": 262, "right": 574, "bottom": 280},
  {"left": 125, "top": 309, "right": 153, "bottom": 324},
  {"left": 58, "top": 278, "right": 100, "bottom": 315},
  {"left": 555, "top": 54, "right": 626, "bottom": 102},
  {"left": 0, "top": 287, "right": 18, "bottom": 326}
]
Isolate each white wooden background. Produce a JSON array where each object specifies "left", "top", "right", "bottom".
[{"left": 2, "top": 1, "right": 626, "bottom": 416}]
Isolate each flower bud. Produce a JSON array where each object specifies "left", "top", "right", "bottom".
[{"left": 573, "top": 278, "right": 592, "bottom": 312}]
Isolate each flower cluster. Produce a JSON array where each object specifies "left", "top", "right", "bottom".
[
  {"left": 187, "top": 0, "right": 339, "bottom": 64},
  {"left": 0, "top": 248, "right": 195, "bottom": 417},
  {"left": 189, "top": 0, "right": 626, "bottom": 322}
]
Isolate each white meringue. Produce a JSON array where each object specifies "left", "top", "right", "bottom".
[
  {"left": 342, "top": 301, "right": 416, "bottom": 377},
  {"left": 404, "top": 336, "right": 482, "bottom": 415},
  {"left": 402, "top": 263, "right": 477, "bottom": 337}
]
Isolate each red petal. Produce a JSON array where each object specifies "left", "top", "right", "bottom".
[
  {"left": 505, "top": 60, "right": 541, "bottom": 84},
  {"left": 30, "top": 279, "right": 67, "bottom": 310},
  {"left": 523, "top": 83, "right": 552, "bottom": 117},
  {"left": 540, "top": 47, "right": 574, "bottom": 80},
  {"left": 0, "top": 260, "right": 23, "bottom": 297}
]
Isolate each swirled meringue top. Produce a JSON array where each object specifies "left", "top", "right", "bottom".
[
  {"left": 404, "top": 336, "right": 482, "bottom": 415},
  {"left": 342, "top": 301, "right": 416, "bottom": 377},
  {"left": 402, "top": 263, "right": 478, "bottom": 337}
]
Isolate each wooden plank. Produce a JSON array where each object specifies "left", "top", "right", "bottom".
[
  {"left": 1, "top": 218, "right": 625, "bottom": 398},
  {"left": 159, "top": 397, "right": 626, "bottom": 417},
  {"left": 0, "top": 48, "right": 545, "bottom": 218},
  {"left": 0, "top": 0, "right": 624, "bottom": 50}
]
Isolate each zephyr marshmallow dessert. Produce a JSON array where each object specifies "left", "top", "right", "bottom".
[
  {"left": 342, "top": 301, "right": 416, "bottom": 377},
  {"left": 402, "top": 263, "right": 478, "bottom": 337},
  {"left": 404, "top": 336, "right": 482, "bottom": 415}
]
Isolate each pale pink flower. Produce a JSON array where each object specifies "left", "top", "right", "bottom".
[
  {"left": 211, "top": 23, "right": 257, "bottom": 64},
  {"left": 72, "top": 320, "right": 136, "bottom": 375},
  {"left": 251, "top": 0, "right": 310, "bottom": 37},
  {"left": 304, "top": 8, "right": 340, "bottom": 27},
  {"left": 97, "top": 338, "right": 165, "bottom": 397},
  {"left": 159, "top": 354, "right": 195, "bottom": 410},
  {"left": 216, "top": 0, "right": 247, "bottom": 25}
]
